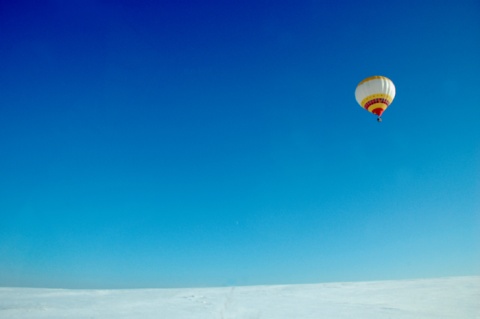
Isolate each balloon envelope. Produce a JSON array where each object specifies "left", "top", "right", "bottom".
[{"left": 355, "top": 76, "right": 395, "bottom": 117}]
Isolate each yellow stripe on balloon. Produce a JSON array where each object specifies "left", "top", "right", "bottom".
[
  {"left": 360, "top": 93, "right": 394, "bottom": 108},
  {"left": 357, "top": 75, "right": 391, "bottom": 87}
]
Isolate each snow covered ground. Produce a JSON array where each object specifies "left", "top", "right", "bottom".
[{"left": 0, "top": 276, "right": 478, "bottom": 319}]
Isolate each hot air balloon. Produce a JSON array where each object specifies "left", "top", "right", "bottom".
[{"left": 355, "top": 76, "right": 396, "bottom": 122}]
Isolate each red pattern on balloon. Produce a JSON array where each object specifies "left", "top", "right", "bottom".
[{"left": 363, "top": 98, "right": 390, "bottom": 110}]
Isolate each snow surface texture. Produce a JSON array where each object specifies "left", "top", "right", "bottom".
[{"left": 1, "top": 277, "right": 479, "bottom": 319}]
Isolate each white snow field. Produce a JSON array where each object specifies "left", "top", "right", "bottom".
[{"left": 0, "top": 276, "right": 478, "bottom": 319}]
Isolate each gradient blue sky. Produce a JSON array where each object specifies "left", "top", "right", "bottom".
[{"left": 1, "top": 0, "right": 479, "bottom": 288}]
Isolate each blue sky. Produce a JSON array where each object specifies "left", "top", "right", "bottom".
[{"left": 1, "top": 0, "right": 479, "bottom": 288}]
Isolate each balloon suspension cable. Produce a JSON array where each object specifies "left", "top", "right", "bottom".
[{"left": 377, "top": 117, "right": 382, "bottom": 123}]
